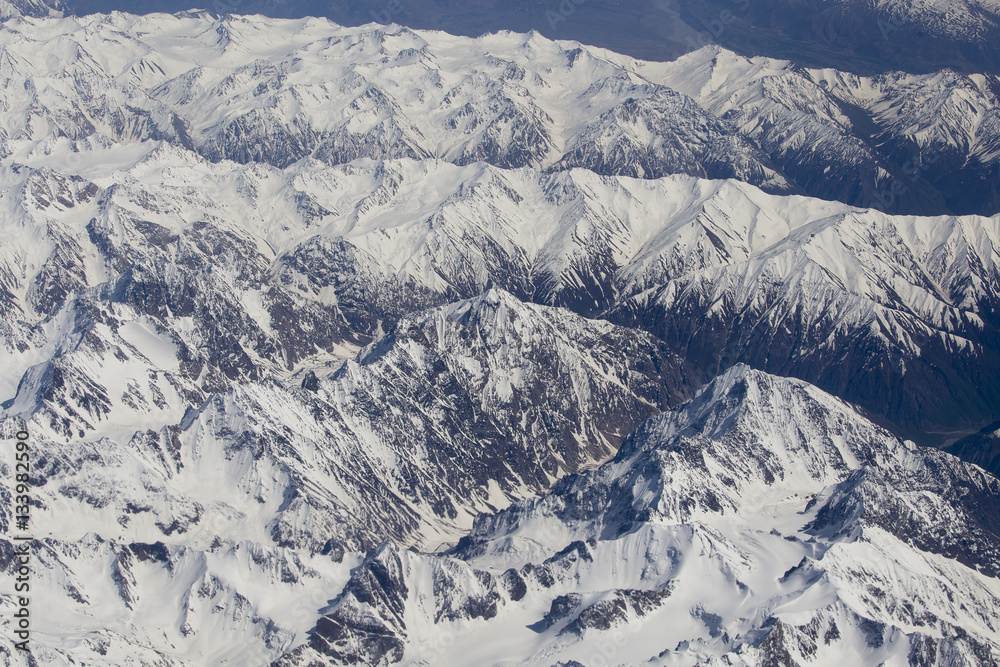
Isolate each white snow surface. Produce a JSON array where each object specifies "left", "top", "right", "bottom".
[
  {"left": 0, "top": 115, "right": 998, "bottom": 667},
  {"left": 278, "top": 366, "right": 1000, "bottom": 667},
  {"left": 0, "top": 10, "right": 999, "bottom": 667},
  {"left": 0, "top": 10, "right": 996, "bottom": 213}
]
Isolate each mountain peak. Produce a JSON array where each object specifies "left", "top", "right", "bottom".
[{"left": 291, "top": 366, "right": 1000, "bottom": 666}]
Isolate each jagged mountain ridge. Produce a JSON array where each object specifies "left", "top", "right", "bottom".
[
  {"left": 3, "top": 149, "right": 999, "bottom": 449},
  {"left": 0, "top": 501, "right": 362, "bottom": 666},
  {"left": 0, "top": 7, "right": 999, "bottom": 667},
  {"left": 0, "top": 0, "right": 63, "bottom": 18},
  {"left": 645, "top": 46, "right": 1000, "bottom": 216},
  {"left": 8, "top": 0, "right": 1000, "bottom": 78},
  {"left": 267, "top": 160, "right": 1000, "bottom": 437},
  {"left": 8, "top": 289, "right": 693, "bottom": 553},
  {"left": 675, "top": 0, "right": 1000, "bottom": 75},
  {"left": 174, "top": 289, "right": 693, "bottom": 554},
  {"left": 606, "top": 207, "right": 1000, "bottom": 435},
  {"left": 278, "top": 366, "right": 1000, "bottom": 667},
  {"left": 0, "top": 12, "right": 999, "bottom": 214},
  {"left": 0, "top": 13, "right": 793, "bottom": 195},
  {"left": 0, "top": 289, "right": 692, "bottom": 664}
]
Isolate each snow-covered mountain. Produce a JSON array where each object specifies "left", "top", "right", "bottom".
[
  {"left": 0, "top": 13, "right": 792, "bottom": 194},
  {"left": 675, "top": 0, "right": 1000, "bottom": 75},
  {"left": 278, "top": 366, "right": 1000, "bottom": 666},
  {"left": 0, "top": 289, "right": 692, "bottom": 664},
  {"left": 0, "top": 0, "right": 63, "bottom": 18},
  {"left": 3, "top": 144, "right": 999, "bottom": 451},
  {"left": 608, "top": 204, "right": 1000, "bottom": 435},
  {"left": 13, "top": 0, "right": 1000, "bottom": 78},
  {"left": 2, "top": 8, "right": 1000, "bottom": 667},
  {"left": 643, "top": 46, "right": 1000, "bottom": 216},
  {"left": 7, "top": 362, "right": 999, "bottom": 666},
  {"left": 0, "top": 12, "right": 999, "bottom": 214},
  {"left": 6, "top": 284, "right": 693, "bottom": 548},
  {"left": 0, "top": 523, "right": 360, "bottom": 666}
]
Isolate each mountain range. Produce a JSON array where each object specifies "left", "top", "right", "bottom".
[
  {"left": 0, "top": 11, "right": 998, "bottom": 217},
  {"left": 0, "top": 7, "right": 999, "bottom": 667},
  {"left": 5, "top": 0, "right": 1000, "bottom": 77},
  {"left": 280, "top": 366, "right": 1000, "bottom": 666}
]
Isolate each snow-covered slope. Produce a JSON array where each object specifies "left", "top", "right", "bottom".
[
  {"left": 0, "top": 0, "right": 63, "bottom": 18},
  {"left": 0, "top": 289, "right": 692, "bottom": 663},
  {"left": 609, "top": 206, "right": 1000, "bottom": 433},
  {"left": 0, "top": 525, "right": 360, "bottom": 667},
  {"left": 3, "top": 147, "right": 999, "bottom": 443},
  {"left": 637, "top": 46, "right": 1000, "bottom": 215},
  {"left": 0, "top": 12, "right": 998, "bottom": 214},
  {"left": 278, "top": 366, "right": 1000, "bottom": 666},
  {"left": 674, "top": 0, "right": 1000, "bottom": 76},
  {"left": 0, "top": 13, "right": 791, "bottom": 195},
  {"left": 4, "top": 287, "right": 693, "bottom": 549},
  {"left": 17, "top": 0, "right": 1000, "bottom": 78},
  {"left": 2, "top": 9, "right": 1000, "bottom": 666}
]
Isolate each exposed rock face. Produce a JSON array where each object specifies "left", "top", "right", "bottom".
[
  {"left": 0, "top": 288, "right": 692, "bottom": 663},
  {"left": 607, "top": 209, "right": 1000, "bottom": 435},
  {"left": 2, "top": 9, "right": 1000, "bottom": 667},
  {"left": 280, "top": 367, "right": 1000, "bottom": 667},
  {"left": 947, "top": 424, "right": 1000, "bottom": 477},
  {"left": 4, "top": 289, "right": 693, "bottom": 557},
  {"left": 6, "top": 152, "right": 1000, "bottom": 442},
  {"left": 0, "top": 13, "right": 999, "bottom": 214},
  {"left": 3, "top": 13, "right": 1000, "bottom": 445},
  {"left": 174, "top": 289, "right": 693, "bottom": 554}
]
